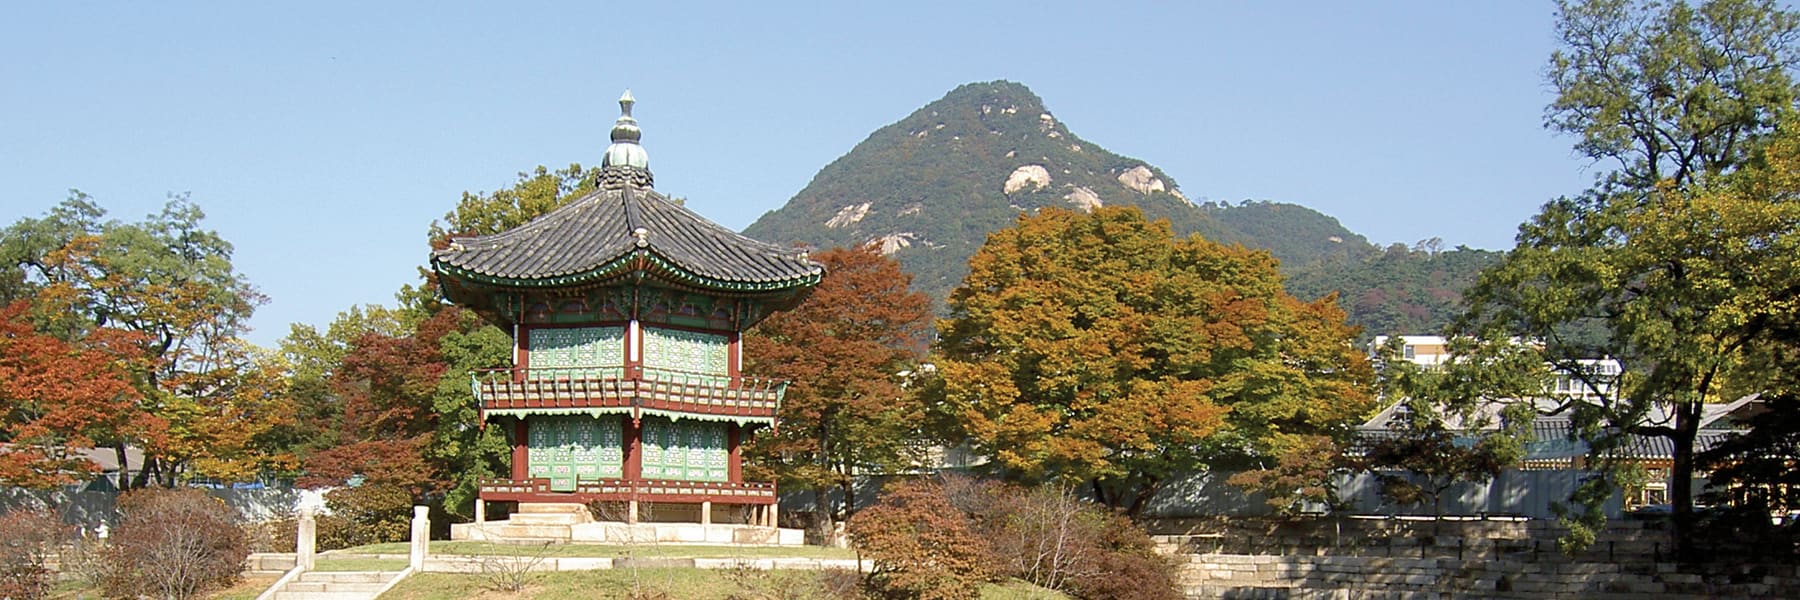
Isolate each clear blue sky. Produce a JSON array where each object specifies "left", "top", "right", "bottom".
[{"left": 1, "top": 2, "right": 1596, "bottom": 347}]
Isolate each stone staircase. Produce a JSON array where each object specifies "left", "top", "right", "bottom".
[
  {"left": 482, "top": 502, "right": 594, "bottom": 541},
  {"left": 263, "top": 570, "right": 406, "bottom": 600}
]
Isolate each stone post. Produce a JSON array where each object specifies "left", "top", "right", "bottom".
[
  {"left": 700, "top": 500, "right": 712, "bottom": 526},
  {"left": 474, "top": 499, "right": 485, "bottom": 524},
  {"left": 410, "top": 505, "right": 430, "bottom": 571},
  {"left": 628, "top": 499, "right": 639, "bottom": 524},
  {"left": 768, "top": 503, "right": 779, "bottom": 529},
  {"left": 296, "top": 508, "right": 317, "bottom": 571}
]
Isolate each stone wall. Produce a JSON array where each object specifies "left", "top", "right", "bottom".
[
  {"left": 1178, "top": 554, "right": 1800, "bottom": 599},
  {"left": 1161, "top": 517, "right": 1799, "bottom": 599}
]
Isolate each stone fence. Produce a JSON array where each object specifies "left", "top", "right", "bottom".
[
  {"left": 1178, "top": 554, "right": 1800, "bottom": 599},
  {"left": 1158, "top": 516, "right": 1800, "bottom": 598}
]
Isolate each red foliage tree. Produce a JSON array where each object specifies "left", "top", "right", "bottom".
[
  {"left": 742, "top": 246, "right": 934, "bottom": 536},
  {"left": 299, "top": 308, "right": 460, "bottom": 493},
  {"left": 0, "top": 301, "right": 154, "bottom": 487}
]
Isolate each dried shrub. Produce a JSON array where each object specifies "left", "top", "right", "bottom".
[
  {"left": 1061, "top": 512, "right": 1181, "bottom": 600},
  {"left": 849, "top": 478, "right": 995, "bottom": 600},
  {"left": 479, "top": 540, "right": 551, "bottom": 592},
  {"left": 942, "top": 475, "right": 1181, "bottom": 600},
  {"left": 243, "top": 515, "right": 298, "bottom": 553},
  {"left": 0, "top": 509, "right": 68, "bottom": 600},
  {"left": 317, "top": 483, "right": 412, "bottom": 550},
  {"left": 59, "top": 534, "right": 111, "bottom": 592},
  {"left": 104, "top": 488, "right": 249, "bottom": 600}
]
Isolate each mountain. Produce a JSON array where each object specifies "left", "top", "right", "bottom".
[{"left": 744, "top": 80, "right": 1491, "bottom": 335}]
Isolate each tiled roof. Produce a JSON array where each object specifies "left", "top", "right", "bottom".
[
  {"left": 1355, "top": 416, "right": 1742, "bottom": 461},
  {"left": 432, "top": 170, "right": 823, "bottom": 291}
]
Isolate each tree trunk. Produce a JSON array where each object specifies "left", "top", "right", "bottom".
[
  {"left": 112, "top": 443, "right": 130, "bottom": 490},
  {"left": 812, "top": 487, "right": 833, "bottom": 544},
  {"left": 130, "top": 456, "right": 155, "bottom": 489},
  {"left": 1671, "top": 401, "right": 1701, "bottom": 561},
  {"left": 841, "top": 478, "right": 856, "bottom": 521},
  {"left": 1124, "top": 476, "right": 1159, "bottom": 518}
]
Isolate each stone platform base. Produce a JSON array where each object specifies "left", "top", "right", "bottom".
[{"left": 450, "top": 519, "right": 804, "bottom": 546}]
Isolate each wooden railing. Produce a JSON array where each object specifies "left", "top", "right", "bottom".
[
  {"left": 472, "top": 366, "right": 784, "bottom": 418},
  {"left": 477, "top": 477, "right": 778, "bottom": 503}
]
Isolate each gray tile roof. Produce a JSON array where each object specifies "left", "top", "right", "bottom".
[{"left": 432, "top": 172, "right": 822, "bottom": 291}]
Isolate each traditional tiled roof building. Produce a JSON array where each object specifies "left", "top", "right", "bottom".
[{"left": 433, "top": 92, "right": 821, "bottom": 535}]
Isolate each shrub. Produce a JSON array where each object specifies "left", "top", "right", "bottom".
[
  {"left": 849, "top": 478, "right": 995, "bottom": 600},
  {"left": 0, "top": 509, "right": 67, "bottom": 600},
  {"left": 1061, "top": 512, "right": 1181, "bottom": 600},
  {"left": 317, "top": 483, "right": 413, "bottom": 550},
  {"left": 104, "top": 488, "right": 249, "bottom": 600},
  {"left": 939, "top": 475, "right": 1182, "bottom": 600}
]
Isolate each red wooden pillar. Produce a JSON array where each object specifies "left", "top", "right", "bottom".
[
  {"left": 728, "top": 424, "right": 742, "bottom": 483},
  {"left": 623, "top": 418, "right": 642, "bottom": 480},
  {"left": 728, "top": 332, "right": 742, "bottom": 385},
  {"left": 511, "top": 420, "right": 529, "bottom": 480}
]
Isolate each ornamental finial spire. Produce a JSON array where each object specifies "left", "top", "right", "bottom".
[{"left": 603, "top": 89, "right": 648, "bottom": 171}]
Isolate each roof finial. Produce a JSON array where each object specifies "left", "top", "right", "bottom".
[{"left": 603, "top": 89, "right": 649, "bottom": 170}]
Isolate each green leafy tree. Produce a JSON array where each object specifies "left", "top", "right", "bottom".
[
  {"left": 742, "top": 245, "right": 934, "bottom": 540},
  {"left": 1, "top": 193, "right": 284, "bottom": 487},
  {"left": 1357, "top": 337, "right": 1547, "bottom": 534},
  {"left": 1468, "top": 0, "right": 1800, "bottom": 556},
  {"left": 1224, "top": 434, "right": 1347, "bottom": 515},
  {"left": 929, "top": 206, "right": 1374, "bottom": 515}
]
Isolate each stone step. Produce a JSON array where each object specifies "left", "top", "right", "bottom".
[
  {"left": 283, "top": 581, "right": 389, "bottom": 593},
  {"left": 271, "top": 592, "right": 382, "bottom": 600},
  {"left": 507, "top": 512, "right": 591, "bottom": 525},
  {"left": 517, "top": 502, "right": 591, "bottom": 515},
  {"left": 266, "top": 570, "right": 402, "bottom": 600},
  {"left": 491, "top": 524, "right": 573, "bottom": 540},
  {"left": 298, "top": 571, "right": 394, "bottom": 584}
]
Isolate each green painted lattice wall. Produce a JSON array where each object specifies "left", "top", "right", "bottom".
[
  {"left": 642, "top": 327, "right": 730, "bottom": 376},
  {"left": 640, "top": 416, "right": 729, "bottom": 482},
  {"left": 527, "top": 326, "right": 625, "bottom": 379},
  {"left": 527, "top": 415, "right": 624, "bottom": 491}
]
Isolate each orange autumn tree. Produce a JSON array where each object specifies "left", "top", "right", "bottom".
[
  {"left": 743, "top": 245, "right": 934, "bottom": 535},
  {"left": 0, "top": 301, "right": 154, "bottom": 488},
  {"left": 2, "top": 194, "right": 291, "bottom": 487},
  {"left": 930, "top": 207, "right": 1374, "bottom": 515}
]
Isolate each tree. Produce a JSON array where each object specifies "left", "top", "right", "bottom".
[
  {"left": 1470, "top": 0, "right": 1800, "bottom": 555},
  {"left": 1546, "top": 0, "right": 1800, "bottom": 190},
  {"left": 1699, "top": 394, "right": 1800, "bottom": 515},
  {"left": 0, "top": 194, "right": 281, "bottom": 487},
  {"left": 1361, "top": 337, "right": 1546, "bottom": 521},
  {"left": 1224, "top": 434, "right": 1346, "bottom": 515},
  {"left": 742, "top": 245, "right": 934, "bottom": 540},
  {"left": 849, "top": 478, "right": 995, "bottom": 600},
  {"left": 929, "top": 206, "right": 1373, "bottom": 515},
  {"left": 291, "top": 165, "right": 585, "bottom": 514},
  {"left": 0, "top": 301, "right": 150, "bottom": 488},
  {"left": 1363, "top": 413, "right": 1524, "bottom": 522}
]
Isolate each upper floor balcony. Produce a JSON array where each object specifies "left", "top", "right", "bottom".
[{"left": 473, "top": 366, "right": 784, "bottom": 420}]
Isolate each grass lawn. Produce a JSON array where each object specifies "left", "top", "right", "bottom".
[
  {"left": 338, "top": 540, "right": 857, "bottom": 560},
  {"left": 49, "top": 574, "right": 280, "bottom": 600},
  {"left": 379, "top": 569, "right": 1070, "bottom": 600}
]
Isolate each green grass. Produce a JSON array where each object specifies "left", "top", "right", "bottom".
[
  {"left": 338, "top": 540, "right": 857, "bottom": 560},
  {"left": 378, "top": 569, "right": 1068, "bottom": 600},
  {"left": 49, "top": 574, "right": 281, "bottom": 600}
]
